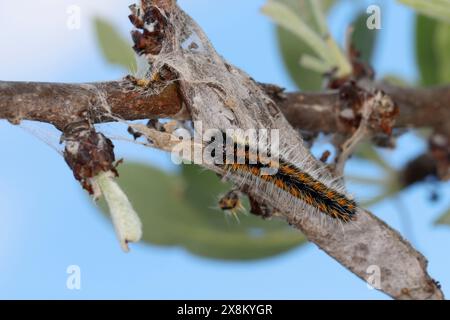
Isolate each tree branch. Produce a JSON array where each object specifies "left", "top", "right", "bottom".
[
  {"left": 275, "top": 84, "right": 450, "bottom": 135},
  {"left": 2, "top": 80, "right": 450, "bottom": 134},
  {"left": 0, "top": 80, "right": 185, "bottom": 130},
  {"left": 3, "top": 79, "right": 441, "bottom": 186}
]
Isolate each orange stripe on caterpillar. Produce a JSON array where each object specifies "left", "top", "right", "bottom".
[{"left": 217, "top": 142, "right": 357, "bottom": 222}]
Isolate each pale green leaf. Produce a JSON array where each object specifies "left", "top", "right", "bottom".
[
  {"left": 262, "top": 1, "right": 331, "bottom": 64},
  {"left": 262, "top": 0, "right": 351, "bottom": 78},
  {"left": 273, "top": 0, "right": 336, "bottom": 90},
  {"left": 400, "top": 0, "right": 450, "bottom": 23}
]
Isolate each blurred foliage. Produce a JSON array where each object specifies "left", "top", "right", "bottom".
[
  {"left": 94, "top": 17, "right": 136, "bottom": 72},
  {"left": 276, "top": 27, "right": 324, "bottom": 90},
  {"left": 351, "top": 12, "right": 379, "bottom": 64},
  {"left": 98, "top": 163, "right": 306, "bottom": 260},
  {"left": 416, "top": 14, "right": 450, "bottom": 86},
  {"left": 273, "top": 1, "right": 378, "bottom": 91},
  {"left": 400, "top": 0, "right": 450, "bottom": 23},
  {"left": 270, "top": 0, "right": 332, "bottom": 91},
  {"left": 264, "top": 0, "right": 351, "bottom": 91}
]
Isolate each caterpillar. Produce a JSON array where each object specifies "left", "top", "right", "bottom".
[{"left": 212, "top": 134, "right": 358, "bottom": 223}]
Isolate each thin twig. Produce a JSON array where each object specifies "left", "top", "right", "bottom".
[{"left": 335, "top": 96, "right": 373, "bottom": 175}]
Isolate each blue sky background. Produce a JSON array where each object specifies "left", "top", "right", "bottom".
[{"left": 0, "top": 0, "right": 449, "bottom": 299}]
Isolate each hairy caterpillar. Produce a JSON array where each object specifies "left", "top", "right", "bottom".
[{"left": 212, "top": 134, "right": 357, "bottom": 223}]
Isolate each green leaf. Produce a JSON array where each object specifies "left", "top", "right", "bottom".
[
  {"left": 435, "top": 21, "right": 450, "bottom": 82},
  {"left": 93, "top": 17, "right": 136, "bottom": 72},
  {"left": 272, "top": 0, "right": 336, "bottom": 91},
  {"left": 435, "top": 207, "right": 450, "bottom": 225},
  {"left": 351, "top": 12, "right": 379, "bottom": 64},
  {"left": 416, "top": 14, "right": 450, "bottom": 86},
  {"left": 270, "top": 0, "right": 336, "bottom": 23},
  {"left": 97, "top": 163, "right": 306, "bottom": 260},
  {"left": 416, "top": 15, "right": 439, "bottom": 85},
  {"left": 262, "top": 1, "right": 331, "bottom": 64},
  {"left": 277, "top": 27, "right": 324, "bottom": 90},
  {"left": 400, "top": 0, "right": 450, "bottom": 23}
]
